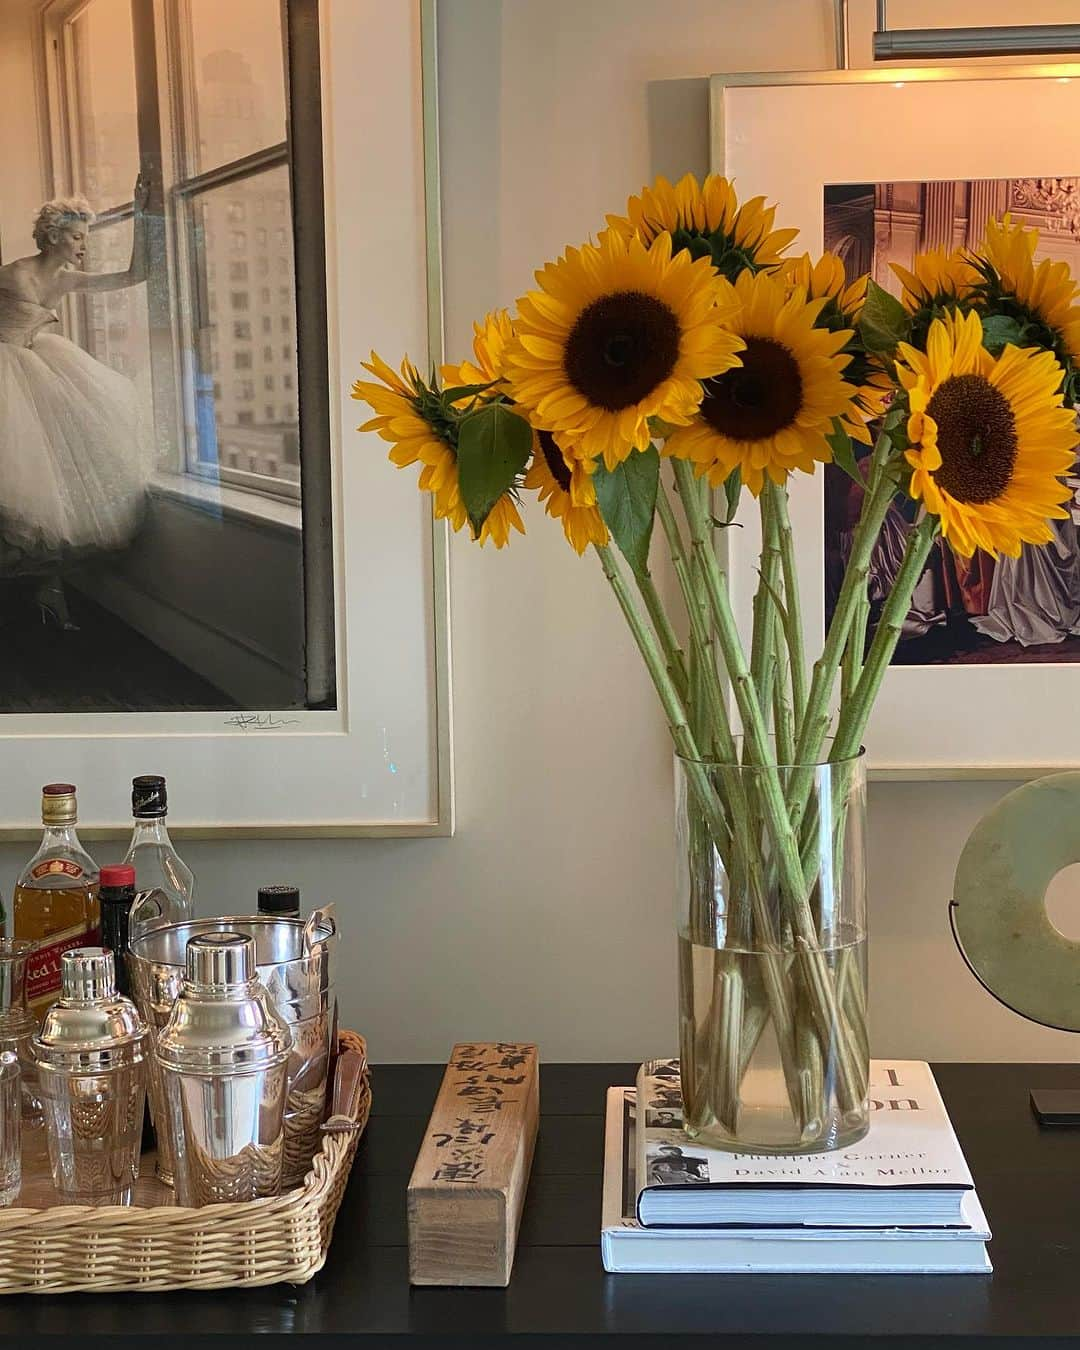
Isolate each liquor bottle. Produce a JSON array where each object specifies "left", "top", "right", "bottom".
[
  {"left": 257, "top": 885, "right": 301, "bottom": 918},
  {"left": 123, "top": 776, "right": 195, "bottom": 941},
  {"left": 98, "top": 863, "right": 156, "bottom": 1150},
  {"left": 99, "top": 865, "right": 137, "bottom": 1000},
  {"left": 13, "top": 784, "right": 101, "bottom": 1023}
]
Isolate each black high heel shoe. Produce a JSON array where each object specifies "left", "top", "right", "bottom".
[{"left": 34, "top": 581, "right": 80, "bottom": 632}]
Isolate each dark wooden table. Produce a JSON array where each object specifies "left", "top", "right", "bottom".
[{"left": 0, "top": 1062, "right": 1078, "bottom": 1345}]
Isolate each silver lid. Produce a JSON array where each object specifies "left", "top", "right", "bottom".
[
  {"left": 156, "top": 938, "right": 292, "bottom": 1075},
  {"left": 185, "top": 932, "right": 253, "bottom": 988},
  {"left": 33, "top": 948, "right": 146, "bottom": 1067},
  {"left": 62, "top": 947, "right": 115, "bottom": 1002}
]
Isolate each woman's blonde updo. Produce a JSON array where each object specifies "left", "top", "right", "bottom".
[{"left": 32, "top": 197, "right": 94, "bottom": 252}]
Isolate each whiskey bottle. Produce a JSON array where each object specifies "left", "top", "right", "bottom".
[
  {"left": 123, "top": 775, "right": 195, "bottom": 941},
  {"left": 13, "top": 784, "right": 101, "bottom": 1023}
]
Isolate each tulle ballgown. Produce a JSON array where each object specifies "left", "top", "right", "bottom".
[{"left": 0, "top": 290, "right": 150, "bottom": 573}]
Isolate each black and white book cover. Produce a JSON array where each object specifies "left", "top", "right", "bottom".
[{"left": 635, "top": 1060, "right": 974, "bottom": 1228}]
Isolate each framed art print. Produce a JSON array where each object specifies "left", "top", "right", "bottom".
[
  {"left": 0, "top": 0, "right": 451, "bottom": 834},
  {"left": 711, "top": 64, "right": 1080, "bottom": 778}
]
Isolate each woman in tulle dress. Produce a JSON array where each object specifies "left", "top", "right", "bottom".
[{"left": 0, "top": 175, "right": 152, "bottom": 628}]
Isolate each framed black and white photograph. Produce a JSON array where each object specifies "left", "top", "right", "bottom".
[
  {"left": 712, "top": 64, "right": 1080, "bottom": 776},
  {"left": 0, "top": 0, "right": 451, "bottom": 832}
]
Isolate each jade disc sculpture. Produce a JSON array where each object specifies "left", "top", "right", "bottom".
[{"left": 952, "top": 772, "right": 1080, "bottom": 1032}]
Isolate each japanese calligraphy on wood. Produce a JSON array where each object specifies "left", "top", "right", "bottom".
[{"left": 407, "top": 1041, "right": 539, "bottom": 1286}]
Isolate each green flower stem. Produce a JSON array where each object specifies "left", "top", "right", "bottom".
[
  {"left": 644, "top": 487, "right": 807, "bottom": 1111},
  {"left": 657, "top": 480, "right": 749, "bottom": 936},
  {"left": 750, "top": 488, "right": 782, "bottom": 697},
  {"left": 770, "top": 481, "right": 808, "bottom": 733},
  {"left": 773, "top": 656, "right": 796, "bottom": 766},
  {"left": 841, "top": 587, "right": 870, "bottom": 704},
  {"left": 790, "top": 427, "right": 898, "bottom": 824},
  {"left": 594, "top": 543, "right": 729, "bottom": 847},
  {"left": 634, "top": 570, "right": 689, "bottom": 706},
  {"left": 656, "top": 482, "right": 737, "bottom": 766},
  {"left": 672, "top": 457, "right": 865, "bottom": 1116},
  {"left": 832, "top": 514, "right": 939, "bottom": 762}
]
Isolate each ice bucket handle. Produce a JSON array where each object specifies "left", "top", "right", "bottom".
[
  {"left": 302, "top": 903, "right": 337, "bottom": 954},
  {"left": 321, "top": 1041, "right": 367, "bottom": 1134}
]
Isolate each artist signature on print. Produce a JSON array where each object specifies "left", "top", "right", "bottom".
[{"left": 223, "top": 712, "right": 301, "bottom": 731}]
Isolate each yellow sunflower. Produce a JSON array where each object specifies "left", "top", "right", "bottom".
[
  {"left": 664, "top": 268, "right": 856, "bottom": 496},
  {"left": 897, "top": 309, "right": 1077, "bottom": 558},
  {"left": 507, "top": 229, "right": 743, "bottom": 470},
  {"left": 441, "top": 308, "right": 515, "bottom": 396},
  {"left": 606, "top": 173, "right": 798, "bottom": 277},
  {"left": 524, "top": 430, "right": 609, "bottom": 555},
  {"left": 783, "top": 252, "right": 890, "bottom": 443},
  {"left": 891, "top": 248, "right": 979, "bottom": 313},
  {"left": 352, "top": 351, "right": 524, "bottom": 548},
  {"left": 783, "top": 252, "right": 866, "bottom": 318},
  {"left": 980, "top": 214, "right": 1080, "bottom": 367}
]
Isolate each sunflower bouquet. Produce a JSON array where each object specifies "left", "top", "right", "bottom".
[{"left": 354, "top": 176, "right": 1080, "bottom": 1152}]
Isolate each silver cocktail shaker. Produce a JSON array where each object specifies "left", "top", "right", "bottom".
[
  {"left": 33, "top": 948, "right": 148, "bottom": 1203},
  {"left": 157, "top": 932, "right": 292, "bottom": 1206}
]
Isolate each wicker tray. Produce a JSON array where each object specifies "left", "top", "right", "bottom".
[{"left": 0, "top": 1029, "right": 370, "bottom": 1294}]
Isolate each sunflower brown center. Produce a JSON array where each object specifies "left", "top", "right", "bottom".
[
  {"left": 538, "top": 430, "right": 573, "bottom": 493},
  {"left": 700, "top": 338, "right": 803, "bottom": 440},
  {"left": 925, "top": 373, "right": 1017, "bottom": 504},
  {"left": 564, "top": 290, "right": 680, "bottom": 411}
]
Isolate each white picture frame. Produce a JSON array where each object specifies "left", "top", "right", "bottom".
[
  {"left": 0, "top": 0, "right": 452, "bottom": 837},
  {"left": 711, "top": 63, "right": 1080, "bottom": 780}
]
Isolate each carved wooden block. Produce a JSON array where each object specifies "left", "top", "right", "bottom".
[{"left": 407, "top": 1042, "right": 539, "bottom": 1286}]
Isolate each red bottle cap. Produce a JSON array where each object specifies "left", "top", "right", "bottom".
[{"left": 100, "top": 864, "right": 136, "bottom": 888}]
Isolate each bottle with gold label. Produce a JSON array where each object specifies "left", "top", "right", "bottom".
[{"left": 13, "top": 785, "right": 101, "bottom": 1023}]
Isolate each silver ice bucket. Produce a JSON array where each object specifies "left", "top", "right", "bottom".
[{"left": 128, "top": 906, "right": 336, "bottom": 1189}]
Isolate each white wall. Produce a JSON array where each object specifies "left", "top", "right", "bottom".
[{"left": 4, "top": 0, "right": 1080, "bottom": 1064}]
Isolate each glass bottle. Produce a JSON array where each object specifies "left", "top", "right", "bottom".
[
  {"left": 13, "top": 784, "right": 100, "bottom": 1024},
  {"left": 257, "top": 885, "right": 301, "bottom": 918},
  {"left": 123, "top": 776, "right": 195, "bottom": 941},
  {"left": 100, "top": 863, "right": 156, "bottom": 1151},
  {"left": 99, "top": 865, "right": 138, "bottom": 1001}
]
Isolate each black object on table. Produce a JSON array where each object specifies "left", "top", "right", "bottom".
[{"left": 0, "top": 1062, "right": 1078, "bottom": 1347}]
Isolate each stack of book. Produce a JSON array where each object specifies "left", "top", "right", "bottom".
[{"left": 601, "top": 1059, "right": 991, "bottom": 1273}]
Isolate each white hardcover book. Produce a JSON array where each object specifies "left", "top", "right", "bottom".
[
  {"left": 601, "top": 1090, "right": 992, "bottom": 1275},
  {"left": 635, "top": 1060, "right": 974, "bottom": 1228}
]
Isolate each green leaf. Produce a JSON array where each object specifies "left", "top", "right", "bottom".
[
  {"left": 858, "top": 279, "right": 910, "bottom": 353},
  {"left": 593, "top": 446, "right": 659, "bottom": 578},
  {"left": 724, "top": 467, "right": 742, "bottom": 523},
  {"left": 441, "top": 382, "right": 497, "bottom": 405},
  {"left": 979, "top": 313, "right": 1025, "bottom": 356},
  {"left": 826, "top": 419, "right": 863, "bottom": 488},
  {"left": 456, "top": 403, "right": 532, "bottom": 536}
]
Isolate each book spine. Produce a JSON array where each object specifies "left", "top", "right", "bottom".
[{"left": 634, "top": 1062, "right": 649, "bottom": 1221}]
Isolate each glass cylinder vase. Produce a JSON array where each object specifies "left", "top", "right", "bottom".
[{"left": 675, "top": 749, "right": 869, "bottom": 1153}]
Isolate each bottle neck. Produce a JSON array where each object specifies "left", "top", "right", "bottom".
[
  {"left": 41, "top": 822, "right": 82, "bottom": 849},
  {"left": 130, "top": 815, "right": 171, "bottom": 846}
]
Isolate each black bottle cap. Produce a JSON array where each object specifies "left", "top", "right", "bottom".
[
  {"left": 132, "top": 775, "right": 167, "bottom": 818},
  {"left": 257, "top": 885, "right": 301, "bottom": 916}
]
